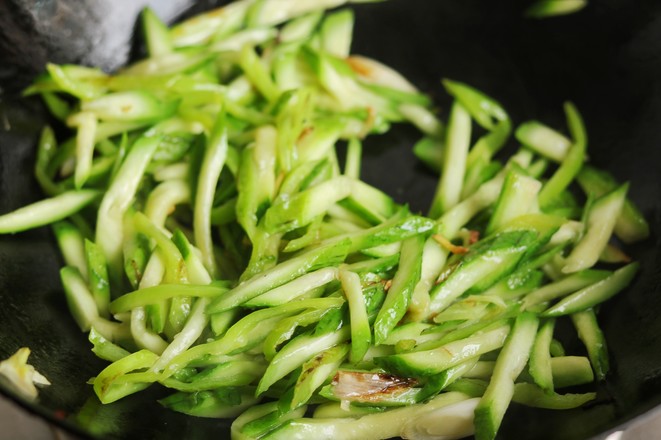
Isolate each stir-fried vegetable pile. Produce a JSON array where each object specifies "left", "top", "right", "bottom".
[{"left": 0, "top": 0, "right": 648, "bottom": 439}]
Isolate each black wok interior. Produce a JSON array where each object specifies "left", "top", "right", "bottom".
[{"left": 0, "top": 0, "right": 660, "bottom": 438}]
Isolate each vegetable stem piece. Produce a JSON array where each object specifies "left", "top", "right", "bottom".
[
  {"left": 0, "top": 190, "right": 99, "bottom": 234},
  {"left": 340, "top": 270, "right": 371, "bottom": 363},
  {"left": 194, "top": 110, "right": 228, "bottom": 276},
  {"left": 429, "top": 101, "right": 472, "bottom": 218},
  {"left": 474, "top": 312, "right": 539, "bottom": 440}
]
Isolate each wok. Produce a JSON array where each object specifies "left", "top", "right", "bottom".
[{"left": 0, "top": 0, "right": 660, "bottom": 438}]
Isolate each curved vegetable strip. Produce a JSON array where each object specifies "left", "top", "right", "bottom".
[
  {"left": 4, "top": 2, "right": 648, "bottom": 437},
  {"left": 528, "top": 319, "right": 556, "bottom": 393},
  {"left": 339, "top": 270, "right": 371, "bottom": 362},
  {"left": 194, "top": 111, "right": 228, "bottom": 276},
  {"left": 130, "top": 306, "right": 168, "bottom": 354},
  {"left": 70, "top": 111, "right": 97, "bottom": 189},
  {"left": 207, "top": 239, "right": 350, "bottom": 313},
  {"left": 144, "top": 180, "right": 191, "bottom": 231},
  {"left": 110, "top": 284, "right": 228, "bottom": 314},
  {"left": 96, "top": 134, "right": 160, "bottom": 278},
  {"left": 256, "top": 327, "right": 350, "bottom": 396},
  {"left": 262, "top": 308, "right": 331, "bottom": 361},
  {"left": 538, "top": 102, "right": 586, "bottom": 209},
  {"left": 34, "top": 126, "right": 59, "bottom": 196},
  {"left": 151, "top": 298, "right": 211, "bottom": 372},
  {"left": 60, "top": 266, "right": 99, "bottom": 332},
  {"left": 373, "top": 234, "right": 425, "bottom": 344},
  {"left": 290, "top": 344, "right": 349, "bottom": 409},
  {"left": 562, "top": 184, "right": 628, "bottom": 273},
  {"left": 93, "top": 350, "right": 159, "bottom": 404},
  {"left": 162, "top": 298, "right": 345, "bottom": 378},
  {"left": 85, "top": 239, "right": 111, "bottom": 316}
]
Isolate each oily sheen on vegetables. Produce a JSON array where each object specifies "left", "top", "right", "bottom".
[{"left": 0, "top": 0, "right": 649, "bottom": 439}]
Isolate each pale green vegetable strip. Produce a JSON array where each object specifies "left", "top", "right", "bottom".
[
  {"left": 562, "top": 184, "right": 628, "bottom": 273},
  {"left": 291, "top": 344, "right": 349, "bottom": 410},
  {"left": 256, "top": 327, "right": 350, "bottom": 396},
  {"left": 344, "top": 137, "right": 362, "bottom": 179},
  {"left": 538, "top": 102, "right": 586, "bottom": 209},
  {"left": 6, "top": 3, "right": 647, "bottom": 438},
  {"left": 239, "top": 45, "right": 280, "bottom": 102},
  {"left": 141, "top": 7, "right": 172, "bottom": 57},
  {"left": 485, "top": 169, "right": 542, "bottom": 235},
  {"left": 60, "top": 266, "right": 99, "bottom": 332},
  {"left": 194, "top": 112, "right": 228, "bottom": 276},
  {"left": 110, "top": 283, "right": 228, "bottom": 314},
  {"left": 440, "top": 172, "right": 505, "bottom": 238},
  {"left": 0, "top": 190, "right": 99, "bottom": 234},
  {"left": 169, "top": 0, "right": 252, "bottom": 47},
  {"left": 71, "top": 111, "right": 97, "bottom": 189},
  {"left": 529, "top": 319, "right": 556, "bottom": 393},
  {"left": 399, "top": 104, "right": 443, "bottom": 137},
  {"left": 151, "top": 298, "right": 211, "bottom": 372},
  {"left": 515, "top": 121, "right": 571, "bottom": 162},
  {"left": 320, "top": 9, "right": 354, "bottom": 58},
  {"left": 207, "top": 239, "right": 350, "bottom": 313},
  {"left": 52, "top": 221, "right": 88, "bottom": 279},
  {"left": 443, "top": 79, "right": 508, "bottom": 130},
  {"left": 474, "top": 313, "right": 539, "bottom": 440},
  {"left": 339, "top": 269, "right": 371, "bottom": 363},
  {"left": 577, "top": 165, "right": 650, "bottom": 243},
  {"left": 93, "top": 349, "right": 158, "bottom": 404},
  {"left": 130, "top": 306, "right": 168, "bottom": 355},
  {"left": 96, "top": 134, "right": 159, "bottom": 278},
  {"left": 373, "top": 234, "right": 425, "bottom": 344},
  {"left": 376, "top": 325, "right": 511, "bottom": 377},
  {"left": 522, "top": 269, "right": 610, "bottom": 309},
  {"left": 543, "top": 262, "right": 639, "bottom": 317},
  {"left": 89, "top": 327, "right": 130, "bottom": 362},
  {"left": 85, "top": 239, "right": 111, "bottom": 316},
  {"left": 144, "top": 180, "right": 191, "bottom": 230},
  {"left": 280, "top": 11, "right": 324, "bottom": 43},
  {"left": 244, "top": 267, "right": 338, "bottom": 307},
  {"left": 429, "top": 101, "right": 472, "bottom": 218},
  {"left": 408, "top": 238, "right": 447, "bottom": 322},
  {"left": 264, "top": 176, "right": 354, "bottom": 233},
  {"left": 262, "top": 392, "right": 474, "bottom": 440},
  {"left": 571, "top": 309, "right": 609, "bottom": 380}
]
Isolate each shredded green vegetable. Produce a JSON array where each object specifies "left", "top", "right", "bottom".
[{"left": 0, "top": 0, "right": 648, "bottom": 439}]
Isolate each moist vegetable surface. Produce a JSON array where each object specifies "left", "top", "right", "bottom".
[{"left": 0, "top": 1, "right": 649, "bottom": 439}]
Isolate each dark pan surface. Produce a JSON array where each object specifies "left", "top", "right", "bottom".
[{"left": 0, "top": 0, "right": 660, "bottom": 438}]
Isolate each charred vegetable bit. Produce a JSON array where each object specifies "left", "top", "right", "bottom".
[
  {"left": 0, "top": 0, "right": 644, "bottom": 439},
  {"left": 328, "top": 370, "right": 419, "bottom": 404}
]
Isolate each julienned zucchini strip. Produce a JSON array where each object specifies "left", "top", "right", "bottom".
[{"left": 0, "top": 1, "right": 645, "bottom": 439}]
